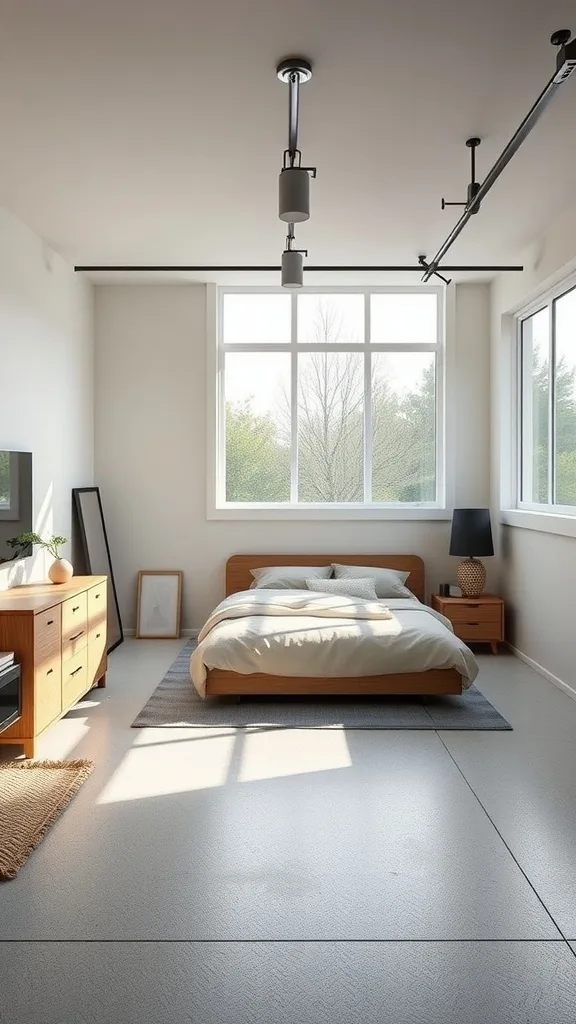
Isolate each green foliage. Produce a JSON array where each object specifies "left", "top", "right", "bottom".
[
  {"left": 225, "top": 400, "right": 290, "bottom": 502},
  {"left": 527, "top": 353, "right": 576, "bottom": 505},
  {"left": 0, "top": 450, "right": 9, "bottom": 505},
  {"left": 225, "top": 353, "right": 436, "bottom": 504},
  {"left": 8, "top": 532, "right": 67, "bottom": 560}
]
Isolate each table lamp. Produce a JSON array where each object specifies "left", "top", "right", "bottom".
[{"left": 449, "top": 508, "right": 494, "bottom": 597}]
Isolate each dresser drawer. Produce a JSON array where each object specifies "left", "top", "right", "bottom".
[
  {"left": 453, "top": 621, "right": 502, "bottom": 642},
  {"left": 62, "top": 650, "right": 89, "bottom": 708},
  {"left": 34, "top": 606, "right": 62, "bottom": 660},
  {"left": 62, "top": 593, "right": 88, "bottom": 658},
  {"left": 88, "top": 623, "right": 107, "bottom": 685},
  {"left": 447, "top": 603, "right": 502, "bottom": 624},
  {"left": 35, "top": 654, "right": 62, "bottom": 734},
  {"left": 88, "top": 582, "right": 107, "bottom": 625}
]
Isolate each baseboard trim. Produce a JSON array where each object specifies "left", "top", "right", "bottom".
[
  {"left": 506, "top": 642, "right": 576, "bottom": 702},
  {"left": 123, "top": 628, "right": 199, "bottom": 639}
]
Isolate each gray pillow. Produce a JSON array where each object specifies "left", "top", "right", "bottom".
[
  {"left": 250, "top": 565, "right": 332, "bottom": 590},
  {"left": 306, "top": 577, "right": 378, "bottom": 600},
  {"left": 331, "top": 563, "right": 413, "bottom": 599}
]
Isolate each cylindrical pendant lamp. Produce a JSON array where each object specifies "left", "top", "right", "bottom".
[
  {"left": 279, "top": 167, "right": 310, "bottom": 222},
  {"left": 281, "top": 249, "right": 304, "bottom": 288}
]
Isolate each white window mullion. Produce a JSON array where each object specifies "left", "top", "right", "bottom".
[
  {"left": 549, "top": 300, "right": 556, "bottom": 506},
  {"left": 290, "top": 291, "right": 299, "bottom": 503},
  {"left": 363, "top": 291, "right": 372, "bottom": 503}
]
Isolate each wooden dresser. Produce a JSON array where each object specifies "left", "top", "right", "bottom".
[{"left": 0, "top": 576, "right": 107, "bottom": 758}]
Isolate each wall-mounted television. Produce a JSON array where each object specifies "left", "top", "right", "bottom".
[{"left": 0, "top": 451, "right": 33, "bottom": 564}]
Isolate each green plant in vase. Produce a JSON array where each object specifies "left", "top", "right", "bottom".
[{"left": 9, "top": 532, "right": 73, "bottom": 584}]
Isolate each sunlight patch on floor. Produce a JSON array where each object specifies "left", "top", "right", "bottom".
[
  {"left": 97, "top": 730, "right": 236, "bottom": 803},
  {"left": 237, "top": 727, "right": 352, "bottom": 782}
]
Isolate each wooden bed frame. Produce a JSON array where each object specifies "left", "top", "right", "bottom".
[{"left": 205, "top": 554, "right": 462, "bottom": 697}]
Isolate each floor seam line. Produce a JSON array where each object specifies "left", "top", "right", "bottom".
[
  {"left": 0, "top": 938, "right": 570, "bottom": 944},
  {"left": 437, "top": 732, "right": 568, "bottom": 943}
]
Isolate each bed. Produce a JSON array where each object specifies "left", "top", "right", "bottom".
[{"left": 192, "top": 554, "right": 478, "bottom": 698}]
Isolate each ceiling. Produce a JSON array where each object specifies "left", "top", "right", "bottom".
[{"left": 1, "top": 0, "right": 575, "bottom": 277}]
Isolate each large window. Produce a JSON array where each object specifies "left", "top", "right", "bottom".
[
  {"left": 519, "top": 285, "right": 576, "bottom": 512},
  {"left": 215, "top": 287, "right": 444, "bottom": 514}
]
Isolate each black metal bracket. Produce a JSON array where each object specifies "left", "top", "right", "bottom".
[
  {"left": 441, "top": 138, "right": 482, "bottom": 214},
  {"left": 418, "top": 255, "right": 451, "bottom": 286},
  {"left": 281, "top": 150, "right": 317, "bottom": 177}
]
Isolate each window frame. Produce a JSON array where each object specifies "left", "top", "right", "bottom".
[
  {"left": 207, "top": 284, "right": 451, "bottom": 520},
  {"left": 516, "top": 280, "right": 576, "bottom": 518}
]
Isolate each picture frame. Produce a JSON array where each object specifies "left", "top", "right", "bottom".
[
  {"left": 72, "top": 486, "right": 124, "bottom": 653},
  {"left": 136, "top": 570, "right": 183, "bottom": 639}
]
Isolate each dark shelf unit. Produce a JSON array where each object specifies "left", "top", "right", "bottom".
[{"left": 0, "top": 662, "right": 21, "bottom": 734}]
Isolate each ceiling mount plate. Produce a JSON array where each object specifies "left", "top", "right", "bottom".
[{"left": 277, "top": 58, "right": 313, "bottom": 84}]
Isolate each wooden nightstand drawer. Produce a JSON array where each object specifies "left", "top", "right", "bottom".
[
  {"left": 453, "top": 621, "right": 502, "bottom": 642},
  {"left": 446, "top": 602, "right": 502, "bottom": 624}
]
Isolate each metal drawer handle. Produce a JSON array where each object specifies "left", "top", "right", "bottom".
[
  {"left": 47, "top": 668, "right": 53, "bottom": 676},
  {"left": 47, "top": 619, "right": 54, "bottom": 626},
  {"left": 94, "top": 593, "right": 100, "bottom": 599},
  {"left": 466, "top": 622, "right": 480, "bottom": 626},
  {"left": 72, "top": 605, "right": 80, "bottom": 613},
  {"left": 69, "top": 630, "right": 84, "bottom": 642},
  {"left": 96, "top": 632, "right": 101, "bottom": 639},
  {"left": 70, "top": 665, "right": 83, "bottom": 677}
]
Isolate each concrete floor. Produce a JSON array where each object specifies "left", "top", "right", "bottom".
[{"left": 1, "top": 641, "right": 576, "bottom": 1021}]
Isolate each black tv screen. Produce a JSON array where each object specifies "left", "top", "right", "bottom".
[{"left": 0, "top": 451, "right": 33, "bottom": 564}]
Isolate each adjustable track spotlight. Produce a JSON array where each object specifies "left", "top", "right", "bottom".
[
  {"left": 277, "top": 58, "right": 316, "bottom": 223},
  {"left": 281, "top": 225, "right": 307, "bottom": 288}
]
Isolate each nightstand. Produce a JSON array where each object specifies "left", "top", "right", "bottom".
[{"left": 431, "top": 594, "right": 504, "bottom": 654}]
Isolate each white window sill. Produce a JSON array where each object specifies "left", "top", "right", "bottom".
[
  {"left": 208, "top": 505, "right": 451, "bottom": 521},
  {"left": 500, "top": 509, "right": 576, "bottom": 539}
]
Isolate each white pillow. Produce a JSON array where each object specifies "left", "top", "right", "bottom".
[
  {"left": 250, "top": 565, "right": 332, "bottom": 590},
  {"left": 305, "top": 577, "right": 378, "bottom": 600},
  {"left": 331, "top": 563, "right": 413, "bottom": 599}
]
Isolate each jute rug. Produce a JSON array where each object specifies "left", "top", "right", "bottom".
[
  {"left": 0, "top": 759, "right": 94, "bottom": 880},
  {"left": 132, "top": 640, "right": 512, "bottom": 731}
]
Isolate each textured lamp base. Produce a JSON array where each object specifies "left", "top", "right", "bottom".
[{"left": 457, "top": 558, "right": 486, "bottom": 598}]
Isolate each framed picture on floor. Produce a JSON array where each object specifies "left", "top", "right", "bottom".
[{"left": 136, "top": 570, "right": 183, "bottom": 639}]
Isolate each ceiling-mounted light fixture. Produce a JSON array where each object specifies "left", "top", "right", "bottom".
[
  {"left": 281, "top": 225, "right": 307, "bottom": 288},
  {"left": 277, "top": 57, "right": 316, "bottom": 222}
]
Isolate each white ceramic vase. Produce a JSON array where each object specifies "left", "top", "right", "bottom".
[{"left": 48, "top": 558, "right": 73, "bottom": 584}]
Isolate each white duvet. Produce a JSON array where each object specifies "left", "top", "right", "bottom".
[{"left": 190, "top": 589, "right": 479, "bottom": 698}]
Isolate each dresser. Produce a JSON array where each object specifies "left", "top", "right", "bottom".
[
  {"left": 0, "top": 576, "right": 107, "bottom": 758},
  {"left": 431, "top": 593, "right": 504, "bottom": 654}
]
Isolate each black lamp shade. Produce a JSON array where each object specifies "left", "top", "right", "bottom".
[{"left": 449, "top": 508, "right": 494, "bottom": 557}]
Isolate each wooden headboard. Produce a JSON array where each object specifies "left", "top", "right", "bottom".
[{"left": 225, "top": 554, "right": 425, "bottom": 602}]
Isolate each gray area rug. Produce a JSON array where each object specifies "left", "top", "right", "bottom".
[{"left": 132, "top": 640, "right": 512, "bottom": 730}]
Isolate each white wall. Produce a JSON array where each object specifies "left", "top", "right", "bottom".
[
  {"left": 0, "top": 207, "right": 94, "bottom": 588},
  {"left": 95, "top": 282, "right": 493, "bottom": 630},
  {"left": 491, "top": 200, "right": 576, "bottom": 692}
]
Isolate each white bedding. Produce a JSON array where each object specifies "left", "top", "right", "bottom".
[{"left": 190, "top": 589, "right": 479, "bottom": 697}]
